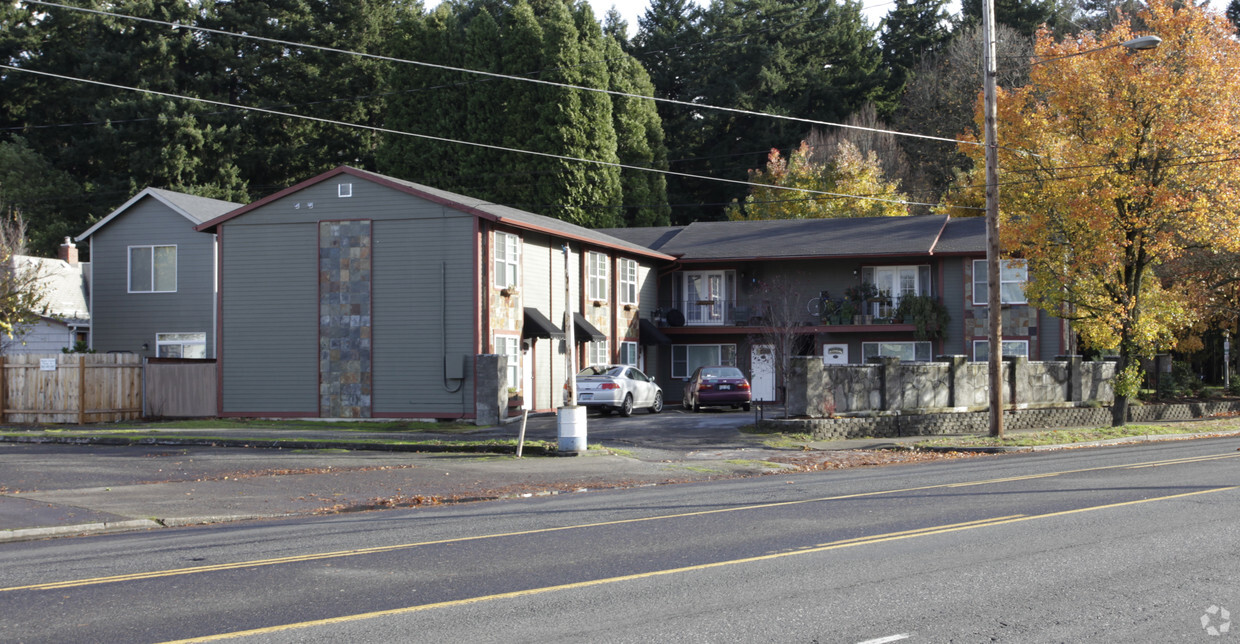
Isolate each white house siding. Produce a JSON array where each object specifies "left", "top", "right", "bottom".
[
  {"left": 87, "top": 198, "right": 216, "bottom": 357},
  {"left": 6, "top": 320, "right": 79, "bottom": 354},
  {"left": 521, "top": 234, "right": 557, "bottom": 411}
]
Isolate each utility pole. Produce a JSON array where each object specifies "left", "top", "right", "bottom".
[{"left": 982, "top": 0, "right": 1004, "bottom": 438}]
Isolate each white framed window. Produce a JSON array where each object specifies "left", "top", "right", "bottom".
[
  {"left": 156, "top": 332, "right": 206, "bottom": 358},
  {"left": 619, "top": 341, "right": 638, "bottom": 366},
  {"left": 588, "top": 340, "right": 610, "bottom": 367},
  {"left": 972, "top": 259, "right": 1027, "bottom": 305},
  {"left": 671, "top": 344, "right": 737, "bottom": 379},
  {"left": 861, "top": 341, "right": 932, "bottom": 362},
  {"left": 129, "top": 245, "right": 177, "bottom": 293},
  {"left": 618, "top": 258, "right": 638, "bottom": 305},
  {"left": 494, "top": 333, "right": 521, "bottom": 389},
  {"left": 338, "top": 183, "right": 352, "bottom": 198},
  {"left": 871, "top": 265, "right": 925, "bottom": 318},
  {"left": 493, "top": 232, "right": 520, "bottom": 289},
  {"left": 587, "top": 251, "right": 608, "bottom": 301},
  {"left": 972, "top": 340, "right": 1030, "bottom": 362}
]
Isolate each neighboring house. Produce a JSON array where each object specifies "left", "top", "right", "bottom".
[
  {"left": 4, "top": 239, "right": 90, "bottom": 354},
  {"left": 76, "top": 188, "right": 242, "bottom": 359},
  {"left": 194, "top": 166, "right": 673, "bottom": 419},
  {"left": 602, "top": 216, "right": 1062, "bottom": 402}
]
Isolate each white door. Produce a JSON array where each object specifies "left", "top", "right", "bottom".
[
  {"left": 685, "top": 272, "right": 725, "bottom": 324},
  {"left": 751, "top": 344, "right": 776, "bottom": 402},
  {"left": 522, "top": 343, "right": 534, "bottom": 411},
  {"left": 823, "top": 343, "right": 849, "bottom": 365}
]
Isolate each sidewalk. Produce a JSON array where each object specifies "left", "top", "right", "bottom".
[{"left": 2, "top": 416, "right": 1236, "bottom": 543}]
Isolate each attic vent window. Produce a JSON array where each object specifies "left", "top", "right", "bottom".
[{"left": 338, "top": 183, "right": 352, "bottom": 198}]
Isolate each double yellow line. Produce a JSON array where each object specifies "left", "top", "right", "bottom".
[
  {"left": 6, "top": 451, "right": 1238, "bottom": 595},
  {"left": 160, "top": 486, "right": 1236, "bottom": 643}
]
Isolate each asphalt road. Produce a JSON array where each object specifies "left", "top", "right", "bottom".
[{"left": 2, "top": 437, "right": 1238, "bottom": 643}]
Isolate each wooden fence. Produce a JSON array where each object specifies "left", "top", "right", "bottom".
[
  {"left": 144, "top": 358, "right": 217, "bottom": 418},
  {"left": 0, "top": 353, "right": 143, "bottom": 424}
]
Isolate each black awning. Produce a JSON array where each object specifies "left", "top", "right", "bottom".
[
  {"left": 523, "top": 308, "right": 564, "bottom": 340},
  {"left": 639, "top": 318, "right": 671, "bottom": 345},
  {"left": 572, "top": 312, "right": 607, "bottom": 342}
]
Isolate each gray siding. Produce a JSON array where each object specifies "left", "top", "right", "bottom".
[
  {"left": 371, "top": 215, "right": 476, "bottom": 414},
  {"left": 522, "top": 234, "right": 559, "bottom": 411},
  {"left": 940, "top": 257, "right": 966, "bottom": 355},
  {"left": 88, "top": 197, "right": 216, "bottom": 358},
  {"left": 220, "top": 223, "right": 318, "bottom": 413},
  {"left": 219, "top": 178, "right": 478, "bottom": 416}
]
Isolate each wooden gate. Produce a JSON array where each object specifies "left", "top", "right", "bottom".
[
  {"left": 0, "top": 353, "right": 142, "bottom": 424},
  {"left": 144, "top": 358, "right": 217, "bottom": 418}
]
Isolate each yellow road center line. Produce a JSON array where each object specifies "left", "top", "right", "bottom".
[
  {"left": 159, "top": 486, "right": 1238, "bottom": 643},
  {"left": 6, "top": 451, "right": 1239, "bottom": 593}
]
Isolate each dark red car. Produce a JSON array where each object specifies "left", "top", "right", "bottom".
[{"left": 683, "top": 366, "right": 752, "bottom": 412}]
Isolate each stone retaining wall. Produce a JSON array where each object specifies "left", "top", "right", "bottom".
[{"left": 760, "top": 401, "right": 1240, "bottom": 440}]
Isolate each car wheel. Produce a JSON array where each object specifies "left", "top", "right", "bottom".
[
  {"left": 620, "top": 394, "right": 634, "bottom": 417},
  {"left": 742, "top": 403, "right": 751, "bottom": 411},
  {"left": 649, "top": 392, "right": 663, "bottom": 414}
]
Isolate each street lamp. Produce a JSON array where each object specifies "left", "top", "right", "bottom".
[{"left": 980, "top": 1, "right": 1159, "bottom": 438}]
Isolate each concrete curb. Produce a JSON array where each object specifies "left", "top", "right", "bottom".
[
  {"left": 0, "top": 434, "right": 558, "bottom": 455},
  {"left": 1, "top": 519, "right": 162, "bottom": 544},
  {"left": 915, "top": 428, "right": 1240, "bottom": 454}
]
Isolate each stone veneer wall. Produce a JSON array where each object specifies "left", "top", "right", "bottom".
[{"left": 761, "top": 401, "right": 1240, "bottom": 440}]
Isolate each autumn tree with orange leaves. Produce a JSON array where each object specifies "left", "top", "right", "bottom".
[{"left": 956, "top": 0, "right": 1240, "bottom": 426}]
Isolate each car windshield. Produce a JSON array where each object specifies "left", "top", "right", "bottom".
[
  {"left": 577, "top": 366, "right": 624, "bottom": 377},
  {"left": 702, "top": 367, "right": 745, "bottom": 379}
]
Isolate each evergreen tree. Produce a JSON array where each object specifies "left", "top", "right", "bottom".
[
  {"left": 199, "top": 0, "right": 403, "bottom": 190},
  {"left": 881, "top": 0, "right": 952, "bottom": 100},
  {"left": 667, "top": 0, "right": 889, "bottom": 220},
  {"left": 0, "top": 0, "right": 246, "bottom": 246},
  {"left": 603, "top": 31, "right": 671, "bottom": 227},
  {"left": 1228, "top": 0, "right": 1240, "bottom": 31},
  {"left": 0, "top": 137, "right": 86, "bottom": 257},
  {"left": 380, "top": 0, "right": 645, "bottom": 229},
  {"left": 958, "top": 0, "right": 1075, "bottom": 37}
]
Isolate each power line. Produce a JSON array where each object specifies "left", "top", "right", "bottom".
[
  {"left": 0, "top": 63, "right": 954, "bottom": 211},
  {"left": 21, "top": 0, "right": 977, "bottom": 150}
]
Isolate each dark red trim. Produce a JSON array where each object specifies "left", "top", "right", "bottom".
[
  {"left": 215, "top": 228, "right": 225, "bottom": 416},
  {"left": 195, "top": 166, "right": 674, "bottom": 261}
]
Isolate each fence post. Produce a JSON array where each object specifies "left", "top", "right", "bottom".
[
  {"left": 78, "top": 354, "right": 86, "bottom": 425},
  {"left": 0, "top": 355, "right": 6, "bottom": 423}
]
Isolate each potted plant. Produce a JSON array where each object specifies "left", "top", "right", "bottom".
[
  {"left": 893, "top": 294, "right": 951, "bottom": 341},
  {"left": 845, "top": 282, "right": 879, "bottom": 324},
  {"left": 506, "top": 387, "right": 523, "bottom": 409},
  {"left": 839, "top": 299, "right": 858, "bottom": 325}
]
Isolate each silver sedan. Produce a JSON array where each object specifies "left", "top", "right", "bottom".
[{"left": 571, "top": 365, "right": 663, "bottom": 417}]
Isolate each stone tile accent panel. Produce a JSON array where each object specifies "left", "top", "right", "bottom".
[{"left": 319, "top": 220, "right": 372, "bottom": 418}]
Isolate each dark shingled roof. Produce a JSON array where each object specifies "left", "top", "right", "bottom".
[
  {"left": 642, "top": 216, "right": 951, "bottom": 260},
  {"left": 932, "top": 216, "right": 986, "bottom": 254},
  {"left": 595, "top": 226, "right": 685, "bottom": 251}
]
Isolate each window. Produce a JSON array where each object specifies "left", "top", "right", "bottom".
[
  {"left": 671, "top": 344, "right": 737, "bottom": 378},
  {"left": 619, "top": 341, "right": 638, "bottom": 366},
  {"left": 973, "top": 259, "right": 1027, "bottom": 305},
  {"left": 587, "top": 252, "right": 608, "bottom": 301},
  {"left": 129, "top": 245, "right": 177, "bottom": 293},
  {"left": 861, "top": 341, "right": 932, "bottom": 362},
  {"left": 493, "top": 232, "right": 520, "bottom": 289},
  {"left": 972, "top": 340, "right": 1029, "bottom": 362},
  {"left": 494, "top": 334, "right": 521, "bottom": 389},
  {"left": 156, "top": 332, "right": 206, "bottom": 358},
  {"left": 588, "top": 340, "right": 609, "bottom": 367},
  {"left": 871, "top": 266, "right": 925, "bottom": 318},
  {"left": 618, "top": 258, "right": 638, "bottom": 305}
]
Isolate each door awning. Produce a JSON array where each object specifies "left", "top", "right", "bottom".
[
  {"left": 639, "top": 318, "right": 671, "bottom": 345},
  {"left": 572, "top": 312, "right": 607, "bottom": 342},
  {"left": 523, "top": 308, "right": 564, "bottom": 340}
]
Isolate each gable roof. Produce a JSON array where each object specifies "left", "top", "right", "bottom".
[
  {"left": 16, "top": 256, "right": 89, "bottom": 324},
  {"left": 595, "top": 226, "right": 685, "bottom": 252},
  {"left": 76, "top": 187, "right": 242, "bottom": 241},
  {"left": 605, "top": 216, "right": 951, "bottom": 261},
  {"left": 195, "top": 166, "right": 676, "bottom": 262},
  {"left": 930, "top": 216, "right": 986, "bottom": 255}
]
